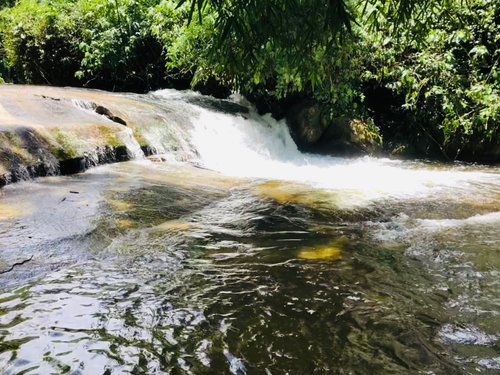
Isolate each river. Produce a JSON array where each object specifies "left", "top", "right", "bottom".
[{"left": 0, "top": 90, "right": 499, "bottom": 374}]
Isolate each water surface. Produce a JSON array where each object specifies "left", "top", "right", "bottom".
[{"left": 0, "top": 91, "right": 499, "bottom": 374}]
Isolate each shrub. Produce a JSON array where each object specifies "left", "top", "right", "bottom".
[
  {"left": 74, "top": 0, "right": 166, "bottom": 91},
  {"left": 0, "top": 0, "right": 82, "bottom": 85},
  {"left": 0, "top": 0, "right": 167, "bottom": 91},
  {"left": 361, "top": 0, "right": 499, "bottom": 158}
]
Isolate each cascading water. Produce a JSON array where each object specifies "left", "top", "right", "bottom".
[
  {"left": 0, "top": 89, "right": 499, "bottom": 375},
  {"left": 149, "top": 89, "right": 498, "bottom": 204}
]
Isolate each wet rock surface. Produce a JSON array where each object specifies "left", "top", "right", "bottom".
[
  {"left": 285, "top": 102, "right": 382, "bottom": 156},
  {"left": 0, "top": 85, "right": 172, "bottom": 186}
]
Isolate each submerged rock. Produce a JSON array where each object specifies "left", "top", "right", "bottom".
[
  {"left": 297, "top": 237, "right": 348, "bottom": 261},
  {"left": 297, "top": 246, "right": 342, "bottom": 261}
]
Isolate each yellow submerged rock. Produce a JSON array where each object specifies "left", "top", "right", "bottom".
[
  {"left": 0, "top": 202, "right": 29, "bottom": 220},
  {"left": 115, "top": 218, "right": 136, "bottom": 229},
  {"left": 297, "top": 245, "right": 342, "bottom": 261},
  {"left": 108, "top": 199, "right": 132, "bottom": 212},
  {"left": 297, "top": 237, "right": 349, "bottom": 261},
  {"left": 253, "top": 180, "right": 299, "bottom": 204},
  {"left": 153, "top": 219, "right": 194, "bottom": 232},
  {"left": 253, "top": 180, "right": 337, "bottom": 208}
]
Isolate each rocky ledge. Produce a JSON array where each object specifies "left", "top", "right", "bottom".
[{"left": 0, "top": 85, "right": 174, "bottom": 187}]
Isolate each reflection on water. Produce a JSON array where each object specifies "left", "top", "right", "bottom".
[{"left": 0, "top": 160, "right": 499, "bottom": 374}]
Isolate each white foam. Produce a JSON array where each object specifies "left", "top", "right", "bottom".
[
  {"left": 417, "top": 211, "right": 500, "bottom": 231},
  {"left": 151, "top": 89, "right": 499, "bottom": 202}
]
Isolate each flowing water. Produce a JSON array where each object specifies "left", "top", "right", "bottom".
[{"left": 0, "top": 90, "right": 499, "bottom": 374}]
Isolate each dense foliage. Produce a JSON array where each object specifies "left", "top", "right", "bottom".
[
  {"left": 0, "top": 0, "right": 167, "bottom": 90},
  {"left": 0, "top": 0, "right": 498, "bottom": 160},
  {"left": 362, "top": 0, "right": 499, "bottom": 159}
]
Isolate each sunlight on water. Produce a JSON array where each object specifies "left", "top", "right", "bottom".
[{"left": 0, "top": 89, "right": 499, "bottom": 374}]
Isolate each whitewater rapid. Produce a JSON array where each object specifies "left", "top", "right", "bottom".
[{"left": 148, "top": 89, "right": 498, "bottom": 202}]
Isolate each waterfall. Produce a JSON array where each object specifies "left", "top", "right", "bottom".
[{"left": 147, "top": 90, "right": 496, "bottom": 200}]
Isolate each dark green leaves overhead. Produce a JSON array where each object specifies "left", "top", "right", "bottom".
[
  {"left": 172, "top": 0, "right": 456, "bottom": 82},
  {"left": 179, "top": 0, "right": 355, "bottom": 40},
  {"left": 1, "top": 0, "right": 497, "bottom": 159},
  {"left": 177, "top": 0, "right": 451, "bottom": 39}
]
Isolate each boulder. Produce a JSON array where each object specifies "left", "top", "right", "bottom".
[
  {"left": 285, "top": 101, "right": 382, "bottom": 156},
  {"left": 445, "top": 136, "right": 500, "bottom": 163},
  {"left": 286, "top": 101, "right": 325, "bottom": 147},
  {"left": 312, "top": 116, "right": 382, "bottom": 156}
]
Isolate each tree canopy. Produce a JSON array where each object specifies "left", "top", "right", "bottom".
[{"left": 0, "top": 0, "right": 498, "bottom": 160}]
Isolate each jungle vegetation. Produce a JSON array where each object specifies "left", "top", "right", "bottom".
[{"left": 0, "top": 0, "right": 498, "bottom": 160}]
